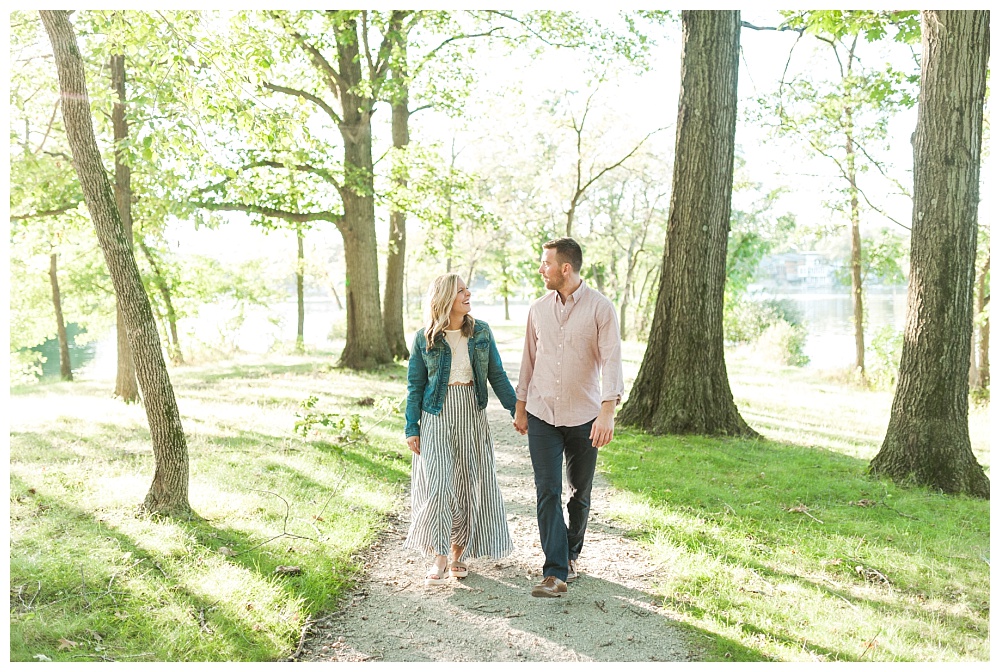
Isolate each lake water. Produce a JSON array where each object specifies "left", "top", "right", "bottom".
[
  {"left": 758, "top": 289, "right": 908, "bottom": 369},
  {"left": 76, "top": 290, "right": 907, "bottom": 379}
]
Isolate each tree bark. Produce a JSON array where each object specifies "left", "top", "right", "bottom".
[
  {"left": 49, "top": 252, "right": 73, "bottom": 381},
  {"left": 975, "top": 254, "right": 989, "bottom": 389},
  {"left": 41, "top": 10, "right": 193, "bottom": 516},
  {"left": 333, "top": 14, "right": 392, "bottom": 369},
  {"left": 869, "top": 10, "right": 989, "bottom": 499},
  {"left": 111, "top": 52, "right": 140, "bottom": 403},
  {"left": 384, "top": 13, "right": 410, "bottom": 361},
  {"left": 845, "top": 105, "right": 866, "bottom": 377},
  {"left": 296, "top": 228, "right": 305, "bottom": 354},
  {"left": 617, "top": 10, "right": 757, "bottom": 438}
]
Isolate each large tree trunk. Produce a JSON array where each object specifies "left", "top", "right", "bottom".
[
  {"left": 49, "top": 252, "right": 73, "bottom": 381},
  {"left": 334, "top": 15, "right": 392, "bottom": 369},
  {"left": 617, "top": 10, "right": 757, "bottom": 438},
  {"left": 111, "top": 52, "right": 140, "bottom": 403},
  {"left": 384, "top": 17, "right": 410, "bottom": 361},
  {"left": 41, "top": 10, "right": 193, "bottom": 516},
  {"left": 869, "top": 10, "right": 989, "bottom": 499},
  {"left": 296, "top": 228, "right": 305, "bottom": 354}
]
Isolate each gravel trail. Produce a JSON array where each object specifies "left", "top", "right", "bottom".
[{"left": 293, "top": 394, "right": 699, "bottom": 662}]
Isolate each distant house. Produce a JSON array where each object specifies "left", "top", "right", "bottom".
[{"left": 756, "top": 252, "right": 838, "bottom": 289}]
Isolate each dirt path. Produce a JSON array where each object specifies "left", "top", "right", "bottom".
[{"left": 293, "top": 399, "right": 700, "bottom": 662}]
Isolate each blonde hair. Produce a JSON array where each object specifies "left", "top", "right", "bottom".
[{"left": 424, "top": 273, "right": 474, "bottom": 349}]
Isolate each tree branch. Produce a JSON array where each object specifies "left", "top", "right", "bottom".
[
  {"left": 481, "top": 10, "right": 577, "bottom": 48},
  {"left": 270, "top": 12, "right": 349, "bottom": 103},
  {"left": 740, "top": 21, "right": 804, "bottom": 34},
  {"left": 412, "top": 27, "right": 505, "bottom": 79},
  {"left": 580, "top": 126, "right": 667, "bottom": 195},
  {"left": 10, "top": 203, "right": 81, "bottom": 221},
  {"left": 854, "top": 185, "right": 911, "bottom": 231},
  {"left": 853, "top": 137, "right": 912, "bottom": 199},
  {"left": 34, "top": 99, "right": 62, "bottom": 155},
  {"left": 196, "top": 159, "right": 346, "bottom": 201},
  {"left": 192, "top": 200, "right": 343, "bottom": 227},
  {"left": 263, "top": 82, "right": 341, "bottom": 124}
]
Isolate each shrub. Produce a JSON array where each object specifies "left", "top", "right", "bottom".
[
  {"left": 866, "top": 325, "right": 903, "bottom": 390},
  {"left": 756, "top": 319, "right": 810, "bottom": 367},
  {"left": 725, "top": 296, "right": 804, "bottom": 344}
]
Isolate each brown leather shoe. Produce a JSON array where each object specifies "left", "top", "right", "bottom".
[{"left": 531, "top": 575, "right": 568, "bottom": 598}]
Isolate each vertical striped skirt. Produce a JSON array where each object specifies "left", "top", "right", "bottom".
[{"left": 404, "top": 384, "right": 513, "bottom": 561}]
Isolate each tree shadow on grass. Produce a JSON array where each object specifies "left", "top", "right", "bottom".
[{"left": 8, "top": 475, "right": 303, "bottom": 661}]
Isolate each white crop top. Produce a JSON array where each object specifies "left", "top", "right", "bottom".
[{"left": 444, "top": 329, "right": 473, "bottom": 384}]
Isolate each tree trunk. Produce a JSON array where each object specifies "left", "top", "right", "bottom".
[
  {"left": 296, "top": 228, "right": 305, "bottom": 354},
  {"left": 619, "top": 239, "right": 640, "bottom": 342},
  {"left": 334, "top": 15, "right": 392, "bottom": 369},
  {"left": 384, "top": 17, "right": 410, "bottom": 361},
  {"left": 635, "top": 262, "right": 659, "bottom": 339},
  {"left": 617, "top": 10, "right": 757, "bottom": 438},
  {"left": 845, "top": 109, "right": 866, "bottom": 377},
  {"left": 41, "top": 10, "right": 193, "bottom": 516},
  {"left": 329, "top": 279, "right": 343, "bottom": 311},
  {"left": 869, "top": 10, "right": 989, "bottom": 499},
  {"left": 138, "top": 238, "right": 183, "bottom": 364},
  {"left": 49, "top": 252, "right": 73, "bottom": 381},
  {"left": 111, "top": 52, "right": 140, "bottom": 403}
]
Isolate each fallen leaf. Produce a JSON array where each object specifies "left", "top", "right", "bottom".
[
  {"left": 218, "top": 547, "right": 235, "bottom": 557},
  {"left": 274, "top": 565, "right": 302, "bottom": 576},
  {"left": 57, "top": 638, "right": 78, "bottom": 651},
  {"left": 34, "top": 654, "right": 52, "bottom": 662}
]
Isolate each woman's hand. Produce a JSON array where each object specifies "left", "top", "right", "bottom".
[{"left": 406, "top": 435, "right": 420, "bottom": 455}]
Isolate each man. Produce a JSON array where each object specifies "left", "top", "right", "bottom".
[{"left": 513, "top": 237, "right": 625, "bottom": 598}]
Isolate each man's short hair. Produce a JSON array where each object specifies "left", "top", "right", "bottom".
[{"left": 542, "top": 237, "right": 583, "bottom": 272}]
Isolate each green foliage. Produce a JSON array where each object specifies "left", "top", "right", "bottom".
[
  {"left": 8, "top": 210, "right": 117, "bottom": 380},
  {"left": 831, "top": 228, "right": 908, "bottom": 287},
  {"left": 725, "top": 298, "right": 802, "bottom": 344},
  {"left": 294, "top": 395, "right": 402, "bottom": 447},
  {"left": 865, "top": 325, "right": 903, "bottom": 390},
  {"left": 782, "top": 10, "right": 921, "bottom": 45},
  {"left": 726, "top": 170, "right": 796, "bottom": 303},
  {"left": 757, "top": 320, "right": 810, "bottom": 367}
]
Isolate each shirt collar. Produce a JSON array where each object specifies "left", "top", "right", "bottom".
[{"left": 550, "top": 278, "right": 586, "bottom": 305}]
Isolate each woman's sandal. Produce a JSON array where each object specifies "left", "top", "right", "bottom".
[
  {"left": 449, "top": 561, "right": 469, "bottom": 579},
  {"left": 424, "top": 556, "right": 449, "bottom": 586}
]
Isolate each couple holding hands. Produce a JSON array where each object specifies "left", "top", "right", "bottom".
[{"left": 404, "top": 237, "right": 625, "bottom": 598}]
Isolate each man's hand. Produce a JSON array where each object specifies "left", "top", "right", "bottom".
[
  {"left": 589, "top": 401, "right": 616, "bottom": 448},
  {"left": 513, "top": 400, "right": 528, "bottom": 435},
  {"left": 406, "top": 435, "right": 420, "bottom": 455}
]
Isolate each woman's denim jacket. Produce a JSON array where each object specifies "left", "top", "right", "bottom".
[{"left": 405, "top": 320, "right": 517, "bottom": 438}]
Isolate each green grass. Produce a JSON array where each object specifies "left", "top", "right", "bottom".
[
  {"left": 9, "top": 338, "right": 991, "bottom": 662},
  {"left": 599, "top": 347, "right": 991, "bottom": 662},
  {"left": 9, "top": 351, "right": 412, "bottom": 662}
]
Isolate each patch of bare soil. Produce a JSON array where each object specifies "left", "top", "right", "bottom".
[{"left": 291, "top": 403, "right": 702, "bottom": 663}]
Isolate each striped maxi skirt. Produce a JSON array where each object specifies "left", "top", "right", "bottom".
[{"left": 404, "top": 384, "right": 513, "bottom": 561}]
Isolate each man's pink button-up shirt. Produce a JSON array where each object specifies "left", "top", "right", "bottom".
[{"left": 515, "top": 281, "right": 625, "bottom": 427}]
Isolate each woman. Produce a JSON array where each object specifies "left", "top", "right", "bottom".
[{"left": 404, "top": 273, "right": 517, "bottom": 585}]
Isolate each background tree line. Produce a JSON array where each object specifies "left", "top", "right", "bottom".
[{"left": 10, "top": 9, "right": 990, "bottom": 516}]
